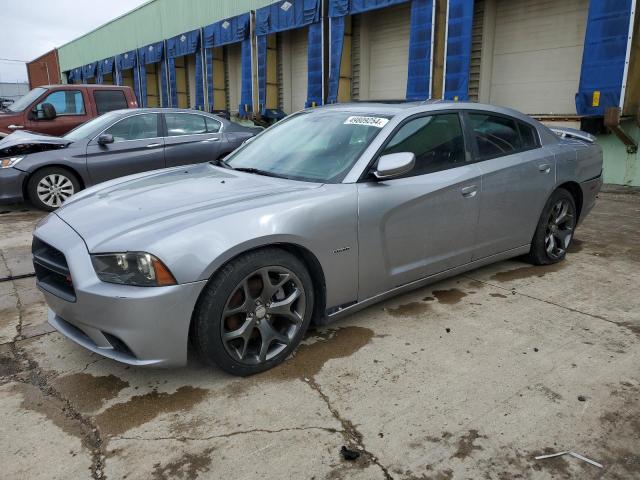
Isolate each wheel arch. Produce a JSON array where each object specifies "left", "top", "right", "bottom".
[
  {"left": 23, "top": 164, "right": 86, "bottom": 199},
  {"left": 188, "top": 242, "right": 328, "bottom": 348},
  {"left": 556, "top": 181, "right": 583, "bottom": 221}
]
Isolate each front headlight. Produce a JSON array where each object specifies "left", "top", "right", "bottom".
[
  {"left": 1, "top": 156, "right": 24, "bottom": 168},
  {"left": 91, "top": 252, "right": 177, "bottom": 286}
]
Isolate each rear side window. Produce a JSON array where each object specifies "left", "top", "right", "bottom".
[
  {"left": 94, "top": 90, "right": 128, "bottom": 115},
  {"left": 104, "top": 114, "right": 159, "bottom": 142},
  {"left": 518, "top": 121, "right": 539, "bottom": 150},
  {"left": 37, "top": 90, "right": 85, "bottom": 116},
  {"left": 382, "top": 113, "right": 466, "bottom": 177},
  {"left": 165, "top": 113, "right": 207, "bottom": 136},
  {"left": 468, "top": 113, "right": 521, "bottom": 159},
  {"left": 205, "top": 117, "right": 221, "bottom": 133}
]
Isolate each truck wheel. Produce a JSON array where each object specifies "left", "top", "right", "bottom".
[{"left": 27, "top": 167, "right": 80, "bottom": 211}]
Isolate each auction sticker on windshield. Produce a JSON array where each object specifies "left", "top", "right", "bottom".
[{"left": 344, "top": 116, "right": 389, "bottom": 128}]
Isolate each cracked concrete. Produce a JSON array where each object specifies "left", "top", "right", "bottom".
[{"left": 1, "top": 191, "right": 639, "bottom": 479}]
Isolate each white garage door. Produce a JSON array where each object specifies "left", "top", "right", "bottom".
[
  {"left": 357, "top": 2, "right": 410, "bottom": 100},
  {"left": 290, "top": 27, "right": 308, "bottom": 113},
  {"left": 489, "top": 0, "right": 589, "bottom": 115}
]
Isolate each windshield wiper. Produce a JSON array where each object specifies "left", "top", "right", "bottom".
[{"left": 230, "top": 167, "right": 289, "bottom": 179}]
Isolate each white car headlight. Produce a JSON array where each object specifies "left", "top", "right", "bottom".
[
  {"left": 0, "top": 156, "right": 24, "bottom": 168},
  {"left": 91, "top": 252, "right": 176, "bottom": 286}
]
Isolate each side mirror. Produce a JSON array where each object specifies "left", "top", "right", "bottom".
[
  {"left": 374, "top": 152, "right": 415, "bottom": 180},
  {"left": 41, "top": 103, "right": 57, "bottom": 120},
  {"left": 97, "top": 134, "right": 114, "bottom": 145}
]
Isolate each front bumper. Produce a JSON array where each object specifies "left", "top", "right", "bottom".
[
  {"left": 34, "top": 213, "right": 207, "bottom": 367},
  {"left": 0, "top": 167, "right": 26, "bottom": 203}
]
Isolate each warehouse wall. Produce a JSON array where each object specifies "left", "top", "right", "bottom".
[
  {"left": 598, "top": 121, "right": 640, "bottom": 187},
  {"left": 57, "top": 0, "right": 275, "bottom": 72},
  {"left": 27, "top": 50, "right": 61, "bottom": 88}
]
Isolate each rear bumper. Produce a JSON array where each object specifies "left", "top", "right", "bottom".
[
  {"left": 0, "top": 167, "right": 26, "bottom": 204},
  {"left": 579, "top": 173, "right": 603, "bottom": 225},
  {"left": 34, "top": 213, "right": 206, "bottom": 367}
]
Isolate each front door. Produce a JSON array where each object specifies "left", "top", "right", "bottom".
[
  {"left": 25, "top": 89, "right": 92, "bottom": 136},
  {"left": 466, "top": 112, "right": 557, "bottom": 260},
  {"left": 163, "top": 112, "right": 223, "bottom": 167},
  {"left": 357, "top": 112, "right": 482, "bottom": 300},
  {"left": 85, "top": 113, "right": 165, "bottom": 185}
]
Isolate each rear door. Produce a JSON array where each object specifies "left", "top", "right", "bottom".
[
  {"left": 163, "top": 112, "right": 223, "bottom": 167},
  {"left": 357, "top": 112, "right": 482, "bottom": 300},
  {"left": 467, "top": 112, "right": 556, "bottom": 259},
  {"left": 25, "top": 89, "right": 92, "bottom": 136},
  {"left": 85, "top": 113, "right": 165, "bottom": 185}
]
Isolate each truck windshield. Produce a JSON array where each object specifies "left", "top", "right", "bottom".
[
  {"left": 6, "top": 87, "right": 47, "bottom": 113},
  {"left": 224, "top": 110, "right": 390, "bottom": 183}
]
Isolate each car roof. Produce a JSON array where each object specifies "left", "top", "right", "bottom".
[
  {"left": 39, "top": 84, "right": 131, "bottom": 90},
  {"left": 106, "top": 107, "right": 226, "bottom": 117},
  {"left": 316, "top": 100, "right": 541, "bottom": 125}
]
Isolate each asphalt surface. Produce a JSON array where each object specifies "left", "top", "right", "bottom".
[{"left": 0, "top": 189, "right": 639, "bottom": 479}]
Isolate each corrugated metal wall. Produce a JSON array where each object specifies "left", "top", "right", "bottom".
[{"left": 58, "top": 0, "right": 275, "bottom": 72}]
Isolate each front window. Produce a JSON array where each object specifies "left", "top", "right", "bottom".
[
  {"left": 225, "top": 111, "right": 389, "bottom": 183},
  {"left": 6, "top": 87, "right": 47, "bottom": 113},
  {"left": 63, "top": 111, "right": 122, "bottom": 141},
  {"left": 104, "top": 114, "right": 159, "bottom": 142},
  {"left": 36, "top": 90, "right": 85, "bottom": 117}
]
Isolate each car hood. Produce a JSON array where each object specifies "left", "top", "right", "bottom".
[
  {"left": 55, "top": 162, "right": 321, "bottom": 251},
  {"left": 0, "top": 130, "right": 71, "bottom": 156}
]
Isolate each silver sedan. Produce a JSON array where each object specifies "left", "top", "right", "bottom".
[{"left": 32, "top": 101, "right": 602, "bottom": 375}]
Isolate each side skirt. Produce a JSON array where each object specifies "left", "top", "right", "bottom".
[{"left": 324, "top": 244, "right": 531, "bottom": 323}]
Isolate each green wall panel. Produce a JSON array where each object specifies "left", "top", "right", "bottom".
[
  {"left": 58, "top": 0, "right": 275, "bottom": 71},
  {"left": 597, "top": 121, "right": 640, "bottom": 187}
]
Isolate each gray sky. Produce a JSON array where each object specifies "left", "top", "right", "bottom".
[{"left": 0, "top": 0, "right": 147, "bottom": 84}]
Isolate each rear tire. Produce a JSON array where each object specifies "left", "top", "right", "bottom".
[
  {"left": 526, "top": 188, "right": 577, "bottom": 265},
  {"left": 192, "top": 248, "right": 314, "bottom": 376},
  {"left": 27, "top": 167, "right": 80, "bottom": 211}
]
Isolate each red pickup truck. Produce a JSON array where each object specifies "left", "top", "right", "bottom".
[{"left": 0, "top": 84, "right": 138, "bottom": 137}]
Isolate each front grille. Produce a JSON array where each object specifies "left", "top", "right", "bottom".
[{"left": 32, "top": 237, "right": 76, "bottom": 302}]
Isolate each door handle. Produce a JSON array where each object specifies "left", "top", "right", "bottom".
[
  {"left": 8, "top": 124, "right": 24, "bottom": 130},
  {"left": 146, "top": 143, "right": 162, "bottom": 148},
  {"left": 461, "top": 185, "right": 477, "bottom": 198},
  {"left": 538, "top": 163, "right": 551, "bottom": 173},
  {"left": 203, "top": 137, "right": 220, "bottom": 142}
]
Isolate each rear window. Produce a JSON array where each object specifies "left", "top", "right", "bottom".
[
  {"left": 518, "top": 121, "right": 539, "bottom": 150},
  {"left": 468, "top": 113, "right": 522, "bottom": 159},
  {"left": 94, "top": 90, "right": 128, "bottom": 115},
  {"left": 165, "top": 113, "right": 208, "bottom": 136}
]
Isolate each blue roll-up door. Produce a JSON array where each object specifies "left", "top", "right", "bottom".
[
  {"left": 576, "top": 0, "right": 636, "bottom": 116},
  {"left": 116, "top": 50, "right": 141, "bottom": 105},
  {"left": 82, "top": 62, "right": 96, "bottom": 83},
  {"left": 166, "top": 29, "right": 202, "bottom": 108},
  {"left": 96, "top": 57, "right": 116, "bottom": 85},
  {"left": 256, "top": 0, "right": 321, "bottom": 115},
  {"left": 203, "top": 12, "right": 253, "bottom": 115},
  {"left": 406, "top": 0, "right": 436, "bottom": 100},
  {"left": 442, "top": 0, "right": 474, "bottom": 101},
  {"left": 138, "top": 41, "right": 165, "bottom": 108}
]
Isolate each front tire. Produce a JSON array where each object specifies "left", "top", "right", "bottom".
[
  {"left": 193, "top": 248, "right": 314, "bottom": 376},
  {"left": 27, "top": 167, "right": 80, "bottom": 211},
  {"left": 527, "top": 188, "right": 577, "bottom": 265}
]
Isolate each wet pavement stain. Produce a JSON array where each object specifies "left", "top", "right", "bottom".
[
  {"left": 451, "top": 429, "right": 487, "bottom": 459},
  {"left": 567, "top": 238, "right": 584, "bottom": 253},
  {"left": 491, "top": 262, "right": 567, "bottom": 282},
  {"left": 95, "top": 386, "right": 208, "bottom": 437},
  {"left": 12, "top": 382, "right": 88, "bottom": 446},
  {"left": 151, "top": 447, "right": 215, "bottom": 480},
  {"left": 490, "top": 293, "right": 508, "bottom": 298},
  {"left": 259, "top": 326, "right": 374, "bottom": 382},
  {"left": 0, "top": 352, "right": 21, "bottom": 377},
  {"left": 432, "top": 288, "right": 468, "bottom": 305},
  {"left": 53, "top": 373, "right": 129, "bottom": 412},
  {"left": 386, "top": 302, "right": 431, "bottom": 318}
]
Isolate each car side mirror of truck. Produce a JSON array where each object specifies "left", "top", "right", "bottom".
[
  {"left": 41, "top": 103, "right": 57, "bottom": 121},
  {"left": 98, "top": 134, "right": 114, "bottom": 145},
  {"left": 374, "top": 152, "right": 416, "bottom": 180}
]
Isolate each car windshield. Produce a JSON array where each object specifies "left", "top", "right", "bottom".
[
  {"left": 6, "top": 87, "right": 47, "bottom": 113},
  {"left": 63, "top": 111, "right": 122, "bottom": 141},
  {"left": 224, "top": 110, "right": 390, "bottom": 183}
]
